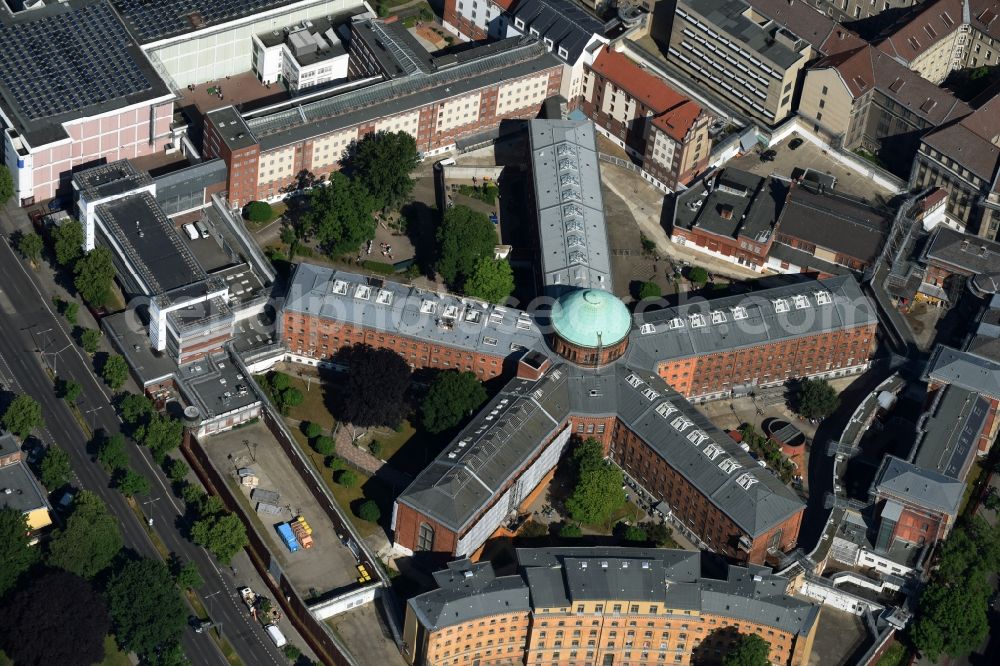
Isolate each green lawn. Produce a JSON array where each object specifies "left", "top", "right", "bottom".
[
  {"left": 97, "top": 636, "right": 130, "bottom": 666},
  {"left": 281, "top": 374, "right": 337, "bottom": 432},
  {"left": 582, "top": 501, "right": 644, "bottom": 534}
]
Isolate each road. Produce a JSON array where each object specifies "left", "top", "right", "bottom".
[{"left": 0, "top": 229, "right": 284, "bottom": 666}]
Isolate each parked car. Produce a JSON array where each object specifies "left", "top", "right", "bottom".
[
  {"left": 195, "top": 221, "right": 210, "bottom": 239},
  {"left": 788, "top": 138, "right": 804, "bottom": 150},
  {"left": 47, "top": 197, "right": 66, "bottom": 212},
  {"left": 760, "top": 149, "right": 777, "bottom": 162},
  {"left": 182, "top": 223, "right": 199, "bottom": 240}
]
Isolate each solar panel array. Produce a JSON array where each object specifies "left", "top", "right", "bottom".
[
  {"left": 0, "top": 2, "right": 153, "bottom": 121},
  {"left": 114, "top": 0, "right": 293, "bottom": 42}
]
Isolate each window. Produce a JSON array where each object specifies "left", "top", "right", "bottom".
[{"left": 417, "top": 523, "right": 434, "bottom": 551}]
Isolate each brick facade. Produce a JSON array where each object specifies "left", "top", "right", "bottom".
[
  {"left": 656, "top": 323, "right": 878, "bottom": 400},
  {"left": 670, "top": 225, "right": 774, "bottom": 272}
]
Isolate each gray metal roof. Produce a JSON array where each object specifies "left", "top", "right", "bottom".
[
  {"left": 177, "top": 352, "right": 261, "bottom": 420},
  {"left": 282, "top": 263, "right": 544, "bottom": 359},
  {"left": 923, "top": 226, "right": 1000, "bottom": 277},
  {"left": 0, "top": 432, "right": 21, "bottom": 459},
  {"left": 0, "top": 0, "right": 171, "bottom": 148},
  {"left": 673, "top": 169, "right": 785, "bottom": 244},
  {"left": 875, "top": 455, "right": 964, "bottom": 518},
  {"left": 349, "top": 17, "right": 432, "bottom": 78},
  {"left": 628, "top": 274, "right": 876, "bottom": 367},
  {"left": 509, "top": 0, "right": 606, "bottom": 64},
  {"left": 410, "top": 549, "right": 818, "bottom": 635},
  {"left": 925, "top": 345, "right": 1000, "bottom": 398},
  {"left": 678, "top": 0, "right": 808, "bottom": 69},
  {"left": 95, "top": 191, "right": 207, "bottom": 296},
  {"left": 0, "top": 462, "right": 49, "bottom": 515},
  {"left": 529, "top": 120, "right": 613, "bottom": 296},
  {"left": 914, "top": 385, "right": 988, "bottom": 479},
  {"left": 242, "top": 37, "right": 559, "bottom": 151}
]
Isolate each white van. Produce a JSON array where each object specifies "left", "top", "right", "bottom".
[
  {"left": 182, "top": 223, "right": 199, "bottom": 240},
  {"left": 265, "top": 624, "right": 287, "bottom": 648}
]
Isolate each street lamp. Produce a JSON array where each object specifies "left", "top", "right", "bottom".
[{"left": 43, "top": 342, "right": 72, "bottom": 375}]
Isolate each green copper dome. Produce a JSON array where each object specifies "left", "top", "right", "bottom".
[{"left": 551, "top": 289, "right": 632, "bottom": 348}]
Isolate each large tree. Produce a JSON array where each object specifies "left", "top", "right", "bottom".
[
  {"left": 723, "top": 633, "right": 772, "bottom": 666},
  {"left": 101, "top": 354, "right": 130, "bottom": 390},
  {"left": 436, "top": 205, "right": 497, "bottom": 287},
  {"left": 47, "top": 490, "right": 123, "bottom": 579},
  {"left": 421, "top": 370, "right": 488, "bottom": 434},
  {"left": 118, "top": 392, "right": 154, "bottom": 426},
  {"left": 105, "top": 558, "right": 186, "bottom": 658},
  {"left": 300, "top": 172, "right": 376, "bottom": 257},
  {"left": 797, "top": 379, "right": 839, "bottom": 420},
  {"left": 1, "top": 393, "right": 44, "bottom": 439},
  {"left": 52, "top": 219, "right": 85, "bottom": 267},
  {"left": 344, "top": 130, "right": 419, "bottom": 210},
  {"left": 73, "top": 246, "right": 116, "bottom": 305},
  {"left": 0, "top": 570, "right": 110, "bottom": 666},
  {"left": 135, "top": 412, "right": 184, "bottom": 463},
  {"left": 564, "top": 438, "right": 625, "bottom": 526},
  {"left": 39, "top": 446, "right": 72, "bottom": 489},
  {"left": 335, "top": 344, "right": 412, "bottom": 428},
  {"left": 464, "top": 257, "right": 515, "bottom": 304},
  {"left": 0, "top": 507, "right": 38, "bottom": 597},
  {"left": 97, "top": 432, "right": 129, "bottom": 473},
  {"left": 18, "top": 232, "right": 43, "bottom": 263},
  {"left": 191, "top": 511, "right": 248, "bottom": 565}
]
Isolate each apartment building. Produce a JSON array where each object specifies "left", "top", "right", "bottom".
[
  {"left": 403, "top": 551, "right": 820, "bottom": 666},
  {"left": 910, "top": 96, "right": 1000, "bottom": 240},
  {"left": 204, "top": 23, "right": 563, "bottom": 205},
  {"left": 442, "top": 0, "right": 513, "bottom": 41},
  {"left": 798, "top": 44, "right": 969, "bottom": 175},
  {"left": 655, "top": 0, "right": 814, "bottom": 125},
  {"left": 579, "top": 46, "right": 711, "bottom": 190},
  {"left": 633, "top": 275, "right": 878, "bottom": 401},
  {"left": 919, "top": 226, "right": 1000, "bottom": 299}
]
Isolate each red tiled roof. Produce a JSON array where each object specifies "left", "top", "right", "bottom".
[{"left": 590, "top": 47, "right": 703, "bottom": 142}]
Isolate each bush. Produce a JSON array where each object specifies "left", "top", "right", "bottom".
[
  {"left": 558, "top": 523, "right": 582, "bottom": 538},
  {"left": 688, "top": 266, "right": 709, "bottom": 285},
  {"left": 313, "top": 435, "right": 335, "bottom": 456},
  {"left": 520, "top": 520, "right": 548, "bottom": 538},
  {"left": 244, "top": 201, "right": 273, "bottom": 222},
  {"left": 304, "top": 422, "right": 323, "bottom": 439},
  {"left": 64, "top": 301, "right": 79, "bottom": 325},
  {"left": 638, "top": 281, "right": 661, "bottom": 300},
  {"left": 167, "top": 458, "right": 189, "bottom": 483},
  {"left": 623, "top": 525, "right": 648, "bottom": 543},
  {"left": 81, "top": 328, "right": 101, "bottom": 355},
  {"left": 368, "top": 440, "right": 383, "bottom": 457},
  {"left": 283, "top": 644, "right": 302, "bottom": 661},
  {"left": 357, "top": 500, "right": 380, "bottom": 522},
  {"left": 325, "top": 455, "right": 346, "bottom": 471},
  {"left": 362, "top": 260, "right": 396, "bottom": 275},
  {"left": 336, "top": 469, "right": 358, "bottom": 488}
]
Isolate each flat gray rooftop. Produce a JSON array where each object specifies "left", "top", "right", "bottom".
[
  {"left": 679, "top": 0, "right": 807, "bottom": 69},
  {"left": 777, "top": 185, "right": 890, "bottom": 265},
  {"left": 914, "top": 385, "right": 988, "bottom": 479},
  {"left": 673, "top": 168, "right": 785, "bottom": 244},
  {"left": 74, "top": 159, "right": 153, "bottom": 201},
  {"left": 0, "top": 462, "right": 49, "bottom": 515},
  {"left": 95, "top": 191, "right": 207, "bottom": 295},
  {"left": 178, "top": 353, "right": 260, "bottom": 420},
  {"left": 0, "top": 0, "right": 170, "bottom": 147},
  {"left": 529, "top": 119, "right": 613, "bottom": 295},
  {"left": 875, "top": 455, "right": 964, "bottom": 518}
]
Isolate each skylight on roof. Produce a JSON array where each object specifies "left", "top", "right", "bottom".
[
  {"left": 687, "top": 430, "right": 709, "bottom": 446},
  {"left": 488, "top": 311, "right": 504, "bottom": 325},
  {"left": 711, "top": 311, "right": 726, "bottom": 325},
  {"left": 332, "top": 279, "right": 349, "bottom": 295},
  {"left": 703, "top": 443, "right": 725, "bottom": 460},
  {"left": 641, "top": 387, "right": 660, "bottom": 401},
  {"left": 772, "top": 298, "right": 789, "bottom": 313},
  {"left": 792, "top": 294, "right": 810, "bottom": 310},
  {"left": 375, "top": 289, "right": 393, "bottom": 305},
  {"left": 483, "top": 336, "right": 498, "bottom": 346},
  {"left": 626, "top": 374, "right": 644, "bottom": 388},
  {"left": 689, "top": 313, "right": 706, "bottom": 328},
  {"left": 420, "top": 299, "right": 437, "bottom": 314},
  {"left": 814, "top": 290, "right": 832, "bottom": 305},
  {"left": 671, "top": 416, "right": 692, "bottom": 432},
  {"left": 731, "top": 306, "right": 748, "bottom": 320},
  {"left": 719, "top": 458, "right": 742, "bottom": 474},
  {"left": 668, "top": 317, "right": 685, "bottom": 330},
  {"left": 442, "top": 305, "right": 459, "bottom": 319},
  {"left": 639, "top": 323, "right": 656, "bottom": 335},
  {"left": 656, "top": 402, "right": 678, "bottom": 418},
  {"left": 354, "top": 284, "right": 371, "bottom": 300},
  {"left": 736, "top": 472, "right": 758, "bottom": 490}
]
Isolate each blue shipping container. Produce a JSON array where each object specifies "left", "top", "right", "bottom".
[{"left": 277, "top": 522, "right": 299, "bottom": 552}]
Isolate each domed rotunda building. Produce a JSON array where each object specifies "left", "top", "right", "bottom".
[{"left": 548, "top": 288, "right": 631, "bottom": 366}]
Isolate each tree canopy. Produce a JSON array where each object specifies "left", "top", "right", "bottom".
[
  {"left": 357, "top": 500, "right": 380, "bottom": 522},
  {"left": 259, "top": 371, "right": 304, "bottom": 415},
  {"left": 638, "top": 281, "right": 662, "bottom": 300},
  {"left": 1, "top": 393, "right": 44, "bottom": 439},
  {"left": 688, "top": 266, "right": 709, "bottom": 285},
  {"left": 564, "top": 439, "right": 625, "bottom": 526},
  {"left": 0, "top": 507, "right": 38, "bottom": 597},
  {"left": 101, "top": 354, "right": 130, "bottom": 390},
  {"left": 300, "top": 172, "right": 376, "bottom": 257},
  {"left": 0, "top": 164, "right": 13, "bottom": 204},
  {"left": 910, "top": 517, "right": 1000, "bottom": 661},
  {"left": 118, "top": 392, "right": 154, "bottom": 426},
  {"left": 335, "top": 344, "right": 412, "bottom": 428},
  {"left": 73, "top": 246, "right": 116, "bottom": 305},
  {"left": 0, "top": 570, "right": 110, "bottom": 666},
  {"left": 723, "top": 633, "right": 772, "bottom": 666},
  {"left": 18, "top": 232, "right": 43, "bottom": 263},
  {"left": 421, "top": 370, "right": 488, "bottom": 434},
  {"left": 191, "top": 511, "right": 247, "bottom": 565},
  {"left": 243, "top": 201, "right": 273, "bottom": 222},
  {"left": 52, "top": 220, "right": 85, "bottom": 267},
  {"left": 436, "top": 205, "right": 497, "bottom": 287},
  {"left": 135, "top": 412, "right": 184, "bottom": 463},
  {"left": 81, "top": 328, "right": 102, "bottom": 355},
  {"left": 105, "top": 558, "right": 187, "bottom": 658},
  {"left": 115, "top": 469, "right": 150, "bottom": 497},
  {"left": 344, "top": 130, "right": 419, "bottom": 210},
  {"left": 47, "top": 490, "right": 123, "bottom": 579},
  {"left": 464, "top": 257, "right": 514, "bottom": 304},
  {"left": 797, "top": 379, "right": 840, "bottom": 420},
  {"left": 97, "top": 432, "right": 129, "bottom": 473},
  {"left": 39, "top": 446, "right": 72, "bottom": 490}
]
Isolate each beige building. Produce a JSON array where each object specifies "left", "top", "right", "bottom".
[
  {"left": 806, "top": 0, "right": 919, "bottom": 22},
  {"left": 404, "top": 550, "right": 820, "bottom": 666},
  {"left": 652, "top": 0, "right": 815, "bottom": 126}
]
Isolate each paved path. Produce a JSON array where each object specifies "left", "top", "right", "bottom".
[{"left": 333, "top": 424, "right": 413, "bottom": 487}]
